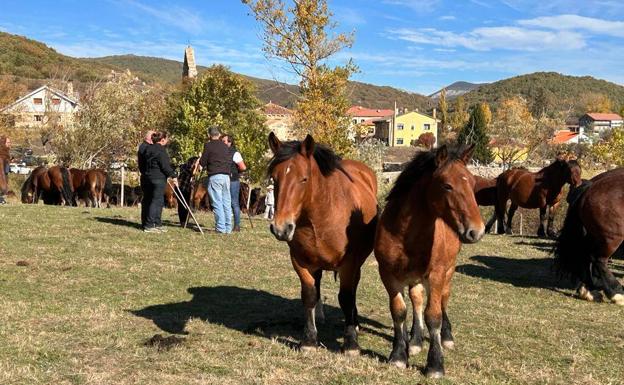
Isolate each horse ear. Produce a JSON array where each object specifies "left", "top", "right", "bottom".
[
  {"left": 301, "top": 134, "right": 315, "bottom": 158},
  {"left": 460, "top": 143, "right": 476, "bottom": 164},
  {"left": 435, "top": 145, "right": 448, "bottom": 166},
  {"left": 268, "top": 132, "right": 281, "bottom": 155}
]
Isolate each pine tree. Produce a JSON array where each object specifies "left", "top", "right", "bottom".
[{"left": 457, "top": 103, "right": 493, "bottom": 164}]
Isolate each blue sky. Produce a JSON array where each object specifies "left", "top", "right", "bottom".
[{"left": 1, "top": 0, "right": 623, "bottom": 95}]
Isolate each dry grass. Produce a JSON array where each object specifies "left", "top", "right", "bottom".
[{"left": 0, "top": 204, "right": 623, "bottom": 385}]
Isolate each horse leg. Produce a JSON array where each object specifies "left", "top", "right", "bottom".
[
  {"left": 506, "top": 203, "right": 518, "bottom": 235},
  {"left": 424, "top": 273, "right": 445, "bottom": 378},
  {"left": 407, "top": 283, "right": 425, "bottom": 355},
  {"left": 495, "top": 196, "right": 507, "bottom": 234},
  {"left": 379, "top": 268, "right": 408, "bottom": 368},
  {"left": 546, "top": 204, "right": 558, "bottom": 238},
  {"left": 484, "top": 210, "right": 497, "bottom": 234},
  {"left": 292, "top": 258, "right": 319, "bottom": 351},
  {"left": 537, "top": 207, "right": 547, "bottom": 237},
  {"left": 338, "top": 261, "right": 360, "bottom": 356},
  {"left": 591, "top": 241, "right": 624, "bottom": 305},
  {"left": 441, "top": 267, "right": 456, "bottom": 350},
  {"left": 314, "top": 270, "right": 324, "bottom": 324}
]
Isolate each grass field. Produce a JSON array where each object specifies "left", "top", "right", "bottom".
[{"left": 1, "top": 204, "right": 623, "bottom": 385}]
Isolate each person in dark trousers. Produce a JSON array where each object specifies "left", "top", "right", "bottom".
[
  {"left": 137, "top": 130, "right": 154, "bottom": 228},
  {"left": 199, "top": 126, "right": 233, "bottom": 234},
  {"left": 221, "top": 134, "right": 247, "bottom": 232},
  {"left": 143, "top": 131, "right": 177, "bottom": 232},
  {"left": 176, "top": 156, "right": 198, "bottom": 226}
]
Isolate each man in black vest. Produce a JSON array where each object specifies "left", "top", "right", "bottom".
[
  {"left": 199, "top": 126, "right": 233, "bottom": 234},
  {"left": 221, "top": 134, "right": 247, "bottom": 232},
  {"left": 137, "top": 130, "right": 154, "bottom": 228}
]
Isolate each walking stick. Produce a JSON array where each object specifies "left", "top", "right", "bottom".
[
  {"left": 245, "top": 181, "right": 254, "bottom": 229},
  {"left": 169, "top": 180, "right": 204, "bottom": 234}
]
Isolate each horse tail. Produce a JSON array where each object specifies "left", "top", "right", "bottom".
[
  {"left": 103, "top": 171, "right": 113, "bottom": 197},
  {"left": 553, "top": 186, "right": 591, "bottom": 281},
  {"left": 21, "top": 173, "right": 33, "bottom": 203},
  {"left": 60, "top": 167, "right": 76, "bottom": 206}
]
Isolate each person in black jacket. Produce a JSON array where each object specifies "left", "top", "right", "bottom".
[
  {"left": 143, "top": 131, "right": 178, "bottom": 232},
  {"left": 137, "top": 130, "right": 154, "bottom": 228}
]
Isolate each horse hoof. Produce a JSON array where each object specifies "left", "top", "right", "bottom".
[
  {"left": 611, "top": 294, "right": 624, "bottom": 306},
  {"left": 408, "top": 345, "right": 422, "bottom": 355},
  {"left": 577, "top": 286, "right": 594, "bottom": 302},
  {"left": 442, "top": 340, "right": 455, "bottom": 350},
  {"left": 425, "top": 369, "right": 444, "bottom": 379},
  {"left": 390, "top": 359, "right": 407, "bottom": 369},
  {"left": 343, "top": 348, "right": 360, "bottom": 357},
  {"left": 300, "top": 344, "right": 317, "bottom": 353}
]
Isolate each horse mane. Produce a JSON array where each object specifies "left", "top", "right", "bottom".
[
  {"left": 386, "top": 147, "right": 464, "bottom": 204},
  {"left": 268, "top": 140, "right": 353, "bottom": 181}
]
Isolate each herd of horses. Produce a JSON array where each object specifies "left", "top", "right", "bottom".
[{"left": 266, "top": 132, "right": 622, "bottom": 378}]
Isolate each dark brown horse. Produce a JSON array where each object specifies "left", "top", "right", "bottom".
[
  {"left": 267, "top": 132, "right": 378, "bottom": 354},
  {"left": 374, "top": 145, "right": 484, "bottom": 378},
  {"left": 0, "top": 138, "right": 9, "bottom": 198},
  {"left": 70, "top": 168, "right": 112, "bottom": 207},
  {"left": 474, "top": 175, "right": 498, "bottom": 233},
  {"left": 555, "top": 167, "right": 624, "bottom": 306},
  {"left": 22, "top": 166, "right": 50, "bottom": 203},
  {"left": 495, "top": 159, "right": 581, "bottom": 237}
]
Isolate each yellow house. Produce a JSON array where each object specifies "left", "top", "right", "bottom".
[{"left": 393, "top": 111, "right": 439, "bottom": 147}]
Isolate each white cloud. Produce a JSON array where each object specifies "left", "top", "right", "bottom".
[
  {"left": 382, "top": 0, "right": 441, "bottom": 12},
  {"left": 115, "top": 0, "right": 205, "bottom": 34},
  {"left": 438, "top": 15, "right": 456, "bottom": 21},
  {"left": 389, "top": 26, "right": 586, "bottom": 51},
  {"left": 519, "top": 14, "right": 624, "bottom": 38}
]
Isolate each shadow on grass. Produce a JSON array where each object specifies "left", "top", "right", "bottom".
[
  {"left": 513, "top": 239, "right": 555, "bottom": 253},
  {"left": 92, "top": 216, "right": 181, "bottom": 230},
  {"left": 457, "top": 255, "right": 575, "bottom": 291},
  {"left": 131, "top": 285, "right": 390, "bottom": 355}
]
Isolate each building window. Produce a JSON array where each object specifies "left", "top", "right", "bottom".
[
  {"left": 368, "top": 127, "right": 375, "bottom": 134},
  {"left": 397, "top": 123, "right": 404, "bottom": 130},
  {"left": 33, "top": 98, "right": 43, "bottom": 105},
  {"left": 352, "top": 119, "right": 357, "bottom": 125},
  {"left": 360, "top": 119, "right": 365, "bottom": 123},
  {"left": 34, "top": 115, "right": 43, "bottom": 122},
  {"left": 52, "top": 98, "right": 61, "bottom": 105},
  {"left": 411, "top": 125, "right": 415, "bottom": 130},
  {"left": 424, "top": 124, "right": 431, "bottom": 131},
  {"left": 396, "top": 138, "right": 404, "bottom": 145}
]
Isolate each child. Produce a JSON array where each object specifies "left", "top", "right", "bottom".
[{"left": 264, "top": 184, "right": 274, "bottom": 220}]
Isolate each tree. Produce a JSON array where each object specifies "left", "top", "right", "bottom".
[
  {"left": 457, "top": 102, "right": 493, "bottom": 164},
  {"left": 437, "top": 88, "right": 449, "bottom": 142},
  {"left": 591, "top": 129, "right": 624, "bottom": 168},
  {"left": 414, "top": 132, "right": 436, "bottom": 150},
  {"left": 169, "top": 65, "right": 268, "bottom": 182},
  {"left": 447, "top": 96, "right": 470, "bottom": 142},
  {"left": 580, "top": 93, "right": 613, "bottom": 114},
  {"left": 46, "top": 71, "right": 168, "bottom": 168},
  {"left": 244, "top": 0, "right": 356, "bottom": 156}
]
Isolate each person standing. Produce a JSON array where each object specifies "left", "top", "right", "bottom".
[
  {"left": 221, "top": 134, "right": 247, "bottom": 232},
  {"left": 137, "top": 130, "right": 154, "bottom": 228},
  {"left": 264, "top": 184, "right": 274, "bottom": 220},
  {"left": 199, "top": 126, "right": 233, "bottom": 234},
  {"left": 143, "top": 131, "right": 177, "bottom": 232},
  {"left": 0, "top": 136, "right": 10, "bottom": 205}
]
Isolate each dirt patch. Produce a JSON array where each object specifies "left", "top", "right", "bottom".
[
  {"left": 16, "top": 260, "right": 30, "bottom": 266},
  {"left": 144, "top": 334, "right": 185, "bottom": 351}
]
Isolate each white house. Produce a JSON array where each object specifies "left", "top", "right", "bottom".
[{"left": 0, "top": 84, "right": 79, "bottom": 129}]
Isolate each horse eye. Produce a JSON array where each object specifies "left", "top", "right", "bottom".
[{"left": 443, "top": 183, "right": 453, "bottom": 191}]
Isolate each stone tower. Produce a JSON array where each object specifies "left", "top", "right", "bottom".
[{"left": 183, "top": 45, "right": 198, "bottom": 80}]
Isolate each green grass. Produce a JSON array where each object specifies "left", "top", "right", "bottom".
[{"left": 0, "top": 204, "right": 623, "bottom": 385}]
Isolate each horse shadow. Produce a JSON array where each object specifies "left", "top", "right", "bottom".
[
  {"left": 457, "top": 255, "right": 575, "bottom": 291},
  {"left": 513, "top": 238, "right": 555, "bottom": 253},
  {"left": 130, "top": 286, "right": 390, "bottom": 356}
]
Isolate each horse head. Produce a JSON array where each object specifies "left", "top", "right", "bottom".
[
  {"left": 427, "top": 145, "right": 484, "bottom": 244},
  {"left": 267, "top": 132, "right": 318, "bottom": 242},
  {"left": 567, "top": 159, "right": 582, "bottom": 188}
]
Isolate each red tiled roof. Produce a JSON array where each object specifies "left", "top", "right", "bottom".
[
  {"left": 261, "top": 102, "right": 293, "bottom": 116},
  {"left": 347, "top": 105, "right": 394, "bottom": 118},
  {"left": 551, "top": 130, "right": 579, "bottom": 144},
  {"left": 585, "top": 113, "right": 623, "bottom": 121}
]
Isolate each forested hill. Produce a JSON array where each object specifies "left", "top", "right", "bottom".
[{"left": 461, "top": 72, "right": 624, "bottom": 112}]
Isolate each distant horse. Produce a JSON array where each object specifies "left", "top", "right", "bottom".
[
  {"left": 47, "top": 166, "right": 75, "bottom": 206},
  {"left": 21, "top": 166, "right": 50, "bottom": 203},
  {"left": 192, "top": 179, "right": 250, "bottom": 212},
  {"left": 267, "top": 132, "right": 378, "bottom": 354},
  {"left": 0, "top": 138, "right": 10, "bottom": 198},
  {"left": 71, "top": 168, "right": 112, "bottom": 208},
  {"left": 374, "top": 145, "right": 484, "bottom": 378},
  {"left": 22, "top": 165, "right": 74, "bottom": 205},
  {"left": 495, "top": 159, "right": 581, "bottom": 237},
  {"left": 555, "top": 167, "right": 624, "bottom": 306},
  {"left": 474, "top": 175, "right": 498, "bottom": 233}
]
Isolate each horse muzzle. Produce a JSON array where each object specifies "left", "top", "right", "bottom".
[
  {"left": 270, "top": 221, "right": 296, "bottom": 242},
  {"left": 459, "top": 224, "right": 485, "bottom": 244}
]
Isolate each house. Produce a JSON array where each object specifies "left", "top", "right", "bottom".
[
  {"left": 0, "top": 84, "right": 79, "bottom": 129},
  {"left": 551, "top": 130, "right": 581, "bottom": 145},
  {"left": 373, "top": 109, "right": 439, "bottom": 147},
  {"left": 260, "top": 102, "right": 296, "bottom": 140},
  {"left": 579, "top": 112, "right": 623, "bottom": 133},
  {"left": 346, "top": 105, "right": 394, "bottom": 138}
]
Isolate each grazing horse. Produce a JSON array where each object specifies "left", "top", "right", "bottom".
[
  {"left": 495, "top": 159, "right": 580, "bottom": 237},
  {"left": 555, "top": 167, "right": 624, "bottom": 306},
  {"left": 0, "top": 139, "right": 9, "bottom": 198},
  {"left": 21, "top": 166, "right": 50, "bottom": 203},
  {"left": 70, "top": 168, "right": 89, "bottom": 205},
  {"left": 474, "top": 175, "right": 498, "bottom": 233},
  {"left": 47, "top": 166, "right": 75, "bottom": 206},
  {"left": 375, "top": 145, "right": 484, "bottom": 378},
  {"left": 267, "top": 132, "right": 378, "bottom": 354},
  {"left": 85, "top": 169, "right": 112, "bottom": 208}
]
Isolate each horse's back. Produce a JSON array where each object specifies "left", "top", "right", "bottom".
[
  {"left": 341, "top": 159, "right": 378, "bottom": 218},
  {"left": 474, "top": 176, "right": 496, "bottom": 206},
  {"left": 582, "top": 168, "right": 624, "bottom": 242}
]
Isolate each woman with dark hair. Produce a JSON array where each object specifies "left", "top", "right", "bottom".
[
  {"left": 221, "top": 134, "right": 246, "bottom": 232},
  {"left": 143, "top": 131, "right": 177, "bottom": 232}
]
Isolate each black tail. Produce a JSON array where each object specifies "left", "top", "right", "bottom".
[
  {"left": 553, "top": 185, "right": 591, "bottom": 281},
  {"left": 60, "top": 167, "right": 76, "bottom": 206},
  {"left": 21, "top": 174, "right": 33, "bottom": 203},
  {"left": 103, "top": 171, "right": 113, "bottom": 197}
]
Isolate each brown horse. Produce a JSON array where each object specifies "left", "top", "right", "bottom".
[
  {"left": 267, "top": 132, "right": 378, "bottom": 354},
  {"left": 495, "top": 159, "right": 581, "bottom": 237},
  {"left": 22, "top": 166, "right": 50, "bottom": 203},
  {"left": 555, "top": 167, "right": 624, "bottom": 305},
  {"left": 0, "top": 138, "right": 9, "bottom": 198},
  {"left": 474, "top": 175, "right": 498, "bottom": 233},
  {"left": 47, "top": 166, "right": 75, "bottom": 206},
  {"left": 71, "top": 168, "right": 112, "bottom": 207},
  {"left": 374, "top": 145, "right": 484, "bottom": 378}
]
